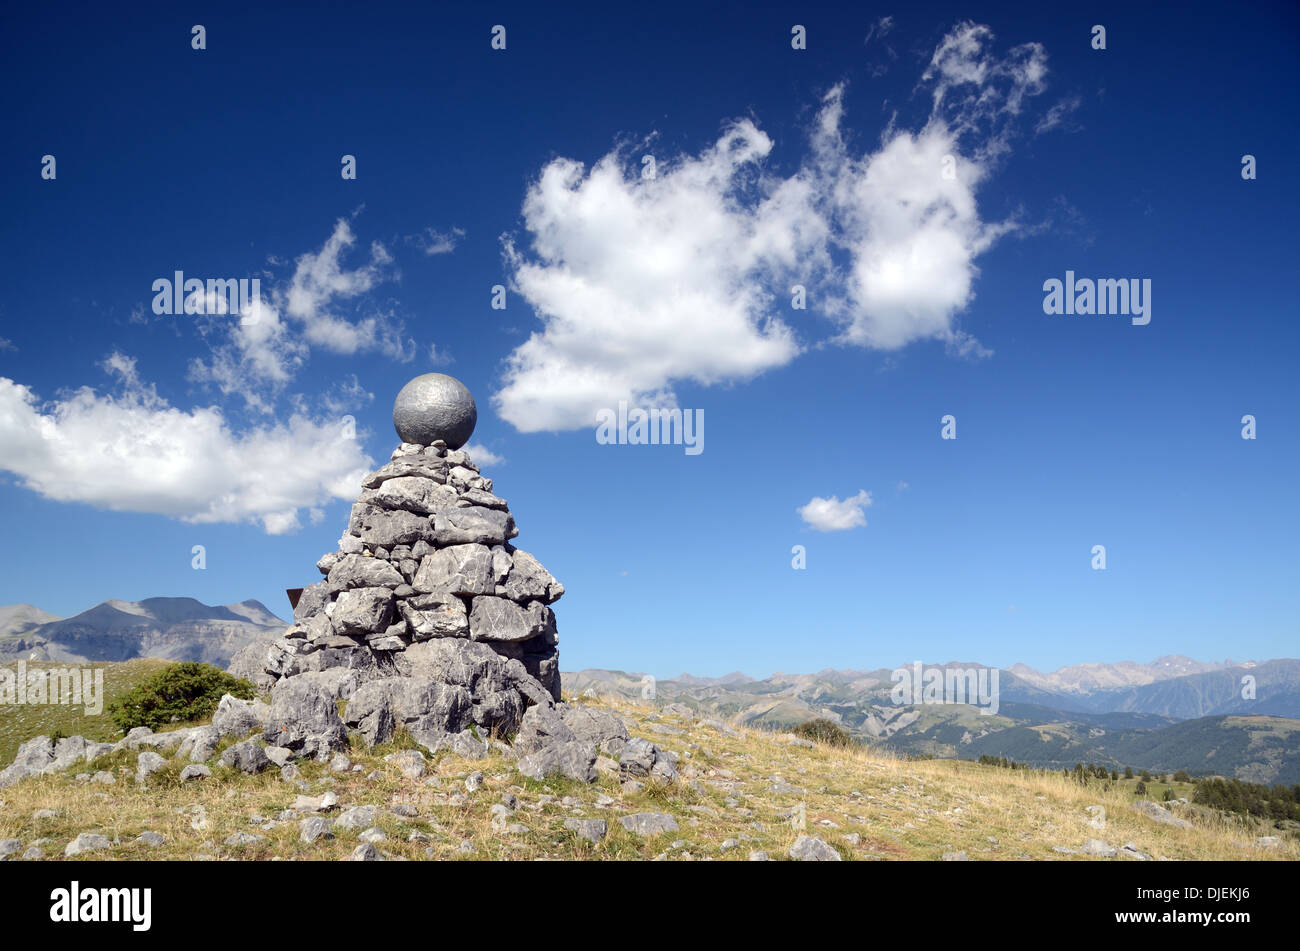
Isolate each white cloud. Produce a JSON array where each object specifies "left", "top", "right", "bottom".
[
  {"left": 493, "top": 121, "right": 812, "bottom": 432},
  {"left": 462, "top": 443, "right": 505, "bottom": 467},
  {"left": 0, "top": 337, "right": 16, "bottom": 352},
  {"left": 798, "top": 490, "right": 872, "bottom": 532},
  {"left": 808, "top": 93, "right": 1005, "bottom": 352},
  {"left": 0, "top": 369, "right": 372, "bottom": 535},
  {"left": 495, "top": 21, "right": 1047, "bottom": 431}
]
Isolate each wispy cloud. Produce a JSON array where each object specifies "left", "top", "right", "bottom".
[
  {"left": 284, "top": 218, "right": 409, "bottom": 358},
  {"left": 188, "top": 218, "right": 415, "bottom": 413},
  {"left": 1036, "top": 95, "right": 1082, "bottom": 134},
  {"left": 411, "top": 226, "right": 465, "bottom": 255},
  {"left": 317, "top": 373, "right": 375, "bottom": 416},
  {"left": 863, "top": 15, "right": 897, "bottom": 77}
]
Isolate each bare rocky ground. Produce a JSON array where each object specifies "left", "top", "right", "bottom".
[{"left": 0, "top": 696, "right": 1292, "bottom": 862}]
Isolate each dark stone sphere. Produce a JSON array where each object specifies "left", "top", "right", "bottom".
[{"left": 392, "top": 373, "right": 477, "bottom": 449}]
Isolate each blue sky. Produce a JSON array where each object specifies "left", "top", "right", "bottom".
[{"left": 0, "top": 1, "right": 1296, "bottom": 678}]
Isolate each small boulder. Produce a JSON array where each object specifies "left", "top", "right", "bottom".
[
  {"left": 1131, "top": 800, "right": 1192, "bottom": 830},
  {"left": 212, "top": 695, "right": 263, "bottom": 739},
  {"left": 335, "top": 805, "right": 380, "bottom": 832},
  {"left": 300, "top": 817, "right": 334, "bottom": 844},
  {"left": 65, "top": 833, "right": 112, "bottom": 858},
  {"left": 383, "top": 750, "right": 427, "bottom": 780},
  {"left": 1081, "top": 838, "right": 1118, "bottom": 857},
  {"left": 136, "top": 751, "right": 167, "bottom": 784},
  {"left": 564, "top": 818, "right": 607, "bottom": 844},
  {"left": 221, "top": 739, "right": 272, "bottom": 774},
  {"left": 789, "top": 835, "right": 841, "bottom": 861}
]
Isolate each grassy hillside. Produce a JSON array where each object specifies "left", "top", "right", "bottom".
[
  {"left": 0, "top": 660, "right": 172, "bottom": 763},
  {"left": 0, "top": 691, "right": 1293, "bottom": 861}
]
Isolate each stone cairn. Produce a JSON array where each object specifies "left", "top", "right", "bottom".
[
  {"left": 230, "top": 435, "right": 559, "bottom": 739},
  {"left": 223, "top": 373, "right": 638, "bottom": 782},
  {"left": 1, "top": 374, "right": 668, "bottom": 789}
]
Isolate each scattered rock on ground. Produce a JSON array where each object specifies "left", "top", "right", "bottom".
[{"left": 789, "top": 835, "right": 841, "bottom": 861}]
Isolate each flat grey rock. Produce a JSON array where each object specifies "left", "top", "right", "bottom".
[
  {"left": 789, "top": 835, "right": 841, "bottom": 861},
  {"left": 1081, "top": 838, "right": 1117, "bottom": 857},
  {"left": 413, "top": 544, "right": 494, "bottom": 595},
  {"left": 517, "top": 739, "right": 597, "bottom": 783},
  {"left": 620, "top": 813, "right": 679, "bottom": 837},
  {"left": 299, "top": 817, "right": 334, "bottom": 844},
  {"left": 221, "top": 739, "right": 272, "bottom": 774},
  {"left": 212, "top": 695, "right": 263, "bottom": 739},
  {"left": 330, "top": 586, "right": 394, "bottom": 637},
  {"left": 383, "top": 750, "right": 426, "bottom": 779},
  {"left": 432, "top": 507, "right": 516, "bottom": 547},
  {"left": 65, "top": 833, "right": 112, "bottom": 857},
  {"left": 136, "top": 751, "right": 167, "bottom": 784},
  {"left": 327, "top": 553, "right": 404, "bottom": 594},
  {"left": 564, "top": 818, "right": 607, "bottom": 844},
  {"left": 1131, "top": 800, "right": 1193, "bottom": 830},
  {"left": 224, "top": 832, "right": 267, "bottom": 848},
  {"left": 335, "top": 805, "right": 380, "bottom": 832}
]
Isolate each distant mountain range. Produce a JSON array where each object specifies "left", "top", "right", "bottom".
[
  {"left": 0, "top": 598, "right": 287, "bottom": 666},
  {"left": 3, "top": 598, "right": 1296, "bottom": 782},
  {"left": 567, "top": 658, "right": 1300, "bottom": 784}
]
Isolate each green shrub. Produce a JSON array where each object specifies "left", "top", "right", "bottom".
[
  {"left": 108, "top": 662, "right": 254, "bottom": 733},
  {"left": 793, "top": 718, "right": 857, "bottom": 748}
]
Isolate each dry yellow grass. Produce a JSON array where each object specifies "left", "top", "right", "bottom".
[{"left": 0, "top": 695, "right": 1293, "bottom": 861}]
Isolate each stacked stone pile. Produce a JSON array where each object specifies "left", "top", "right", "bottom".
[{"left": 225, "top": 436, "right": 570, "bottom": 758}]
